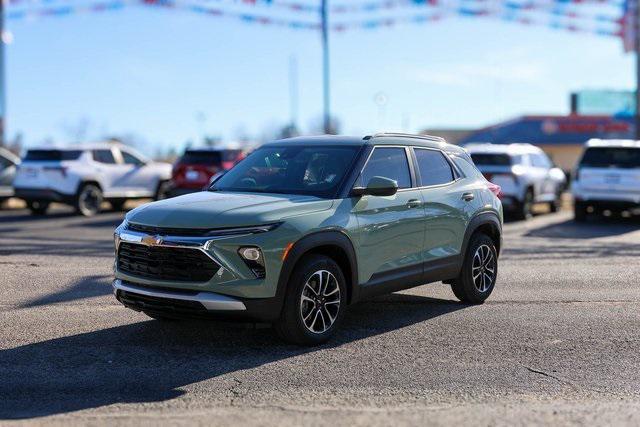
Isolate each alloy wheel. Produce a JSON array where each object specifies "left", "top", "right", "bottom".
[
  {"left": 471, "top": 244, "right": 496, "bottom": 293},
  {"left": 79, "top": 186, "right": 101, "bottom": 215},
  {"left": 299, "top": 270, "right": 341, "bottom": 334}
]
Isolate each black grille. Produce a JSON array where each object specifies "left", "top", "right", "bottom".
[
  {"left": 117, "top": 289, "right": 207, "bottom": 314},
  {"left": 117, "top": 242, "right": 220, "bottom": 282}
]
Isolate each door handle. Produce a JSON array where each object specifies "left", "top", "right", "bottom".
[
  {"left": 461, "top": 192, "right": 475, "bottom": 201},
  {"left": 406, "top": 199, "right": 422, "bottom": 208}
]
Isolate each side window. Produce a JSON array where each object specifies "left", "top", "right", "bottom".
[
  {"left": 531, "top": 153, "right": 551, "bottom": 169},
  {"left": 358, "top": 147, "right": 412, "bottom": 189},
  {"left": 0, "top": 155, "right": 11, "bottom": 169},
  {"left": 414, "top": 149, "right": 454, "bottom": 186},
  {"left": 121, "top": 150, "right": 145, "bottom": 166},
  {"left": 92, "top": 149, "right": 116, "bottom": 164}
]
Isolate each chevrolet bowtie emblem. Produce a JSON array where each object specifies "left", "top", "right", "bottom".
[{"left": 141, "top": 235, "right": 163, "bottom": 246}]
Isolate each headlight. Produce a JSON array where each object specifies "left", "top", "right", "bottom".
[{"left": 204, "top": 222, "right": 281, "bottom": 237}]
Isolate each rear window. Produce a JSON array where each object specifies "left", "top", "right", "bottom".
[
  {"left": 179, "top": 150, "right": 240, "bottom": 164},
  {"left": 470, "top": 153, "right": 512, "bottom": 166},
  {"left": 580, "top": 147, "right": 640, "bottom": 169},
  {"left": 24, "top": 150, "right": 82, "bottom": 161}
]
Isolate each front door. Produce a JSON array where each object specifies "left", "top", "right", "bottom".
[{"left": 353, "top": 146, "right": 426, "bottom": 286}]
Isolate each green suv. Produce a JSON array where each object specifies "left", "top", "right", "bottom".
[{"left": 113, "top": 134, "right": 503, "bottom": 345}]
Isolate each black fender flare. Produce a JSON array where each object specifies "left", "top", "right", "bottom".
[
  {"left": 274, "top": 230, "right": 359, "bottom": 310},
  {"left": 460, "top": 211, "right": 503, "bottom": 259}
]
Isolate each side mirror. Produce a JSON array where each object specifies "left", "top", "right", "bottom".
[{"left": 351, "top": 176, "right": 398, "bottom": 197}]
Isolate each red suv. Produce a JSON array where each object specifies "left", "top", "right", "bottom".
[{"left": 169, "top": 148, "right": 247, "bottom": 196}]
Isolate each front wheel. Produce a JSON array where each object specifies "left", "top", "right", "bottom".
[
  {"left": 27, "top": 200, "right": 50, "bottom": 215},
  {"left": 450, "top": 233, "right": 498, "bottom": 304},
  {"left": 275, "top": 254, "right": 347, "bottom": 346},
  {"left": 75, "top": 183, "right": 103, "bottom": 217}
]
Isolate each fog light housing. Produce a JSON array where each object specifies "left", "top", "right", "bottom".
[{"left": 238, "top": 246, "right": 266, "bottom": 279}]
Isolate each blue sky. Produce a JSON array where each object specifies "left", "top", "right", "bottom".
[{"left": 4, "top": 2, "right": 634, "bottom": 155}]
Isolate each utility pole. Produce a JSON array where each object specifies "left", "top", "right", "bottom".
[{"left": 321, "top": 0, "right": 331, "bottom": 134}]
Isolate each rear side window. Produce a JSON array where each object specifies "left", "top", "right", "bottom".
[
  {"left": 470, "top": 153, "right": 512, "bottom": 166},
  {"left": 580, "top": 147, "right": 640, "bottom": 169},
  {"left": 414, "top": 149, "right": 454, "bottom": 186},
  {"left": 24, "top": 150, "right": 82, "bottom": 162},
  {"left": 92, "top": 149, "right": 116, "bottom": 164},
  {"left": 452, "top": 155, "right": 484, "bottom": 179},
  {"left": 359, "top": 147, "right": 411, "bottom": 189},
  {"left": 531, "top": 153, "right": 551, "bottom": 169}
]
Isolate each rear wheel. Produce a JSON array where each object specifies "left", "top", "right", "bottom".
[
  {"left": 75, "top": 183, "right": 103, "bottom": 217},
  {"left": 275, "top": 254, "right": 347, "bottom": 346},
  {"left": 27, "top": 200, "right": 50, "bottom": 215},
  {"left": 155, "top": 180, "right": 171, "bottom": 201},
  {"left": 549, "top": 191, "right": 562, "bottom": 213},
  {"left": 514, "top": 188, "right": 533, "bottom": 220},
  {"left": 451, "top": 233, "right": 498, "bottom": 304},
  {"left": 110, "top": 199, "right": 127, "bottom": 211},
  {"left": 574, "top": 202, "right": 587, "bottom": 222}
]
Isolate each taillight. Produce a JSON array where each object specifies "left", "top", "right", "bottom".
[{"left": 488, "top": 182, "right": 502, "bottom": 198}]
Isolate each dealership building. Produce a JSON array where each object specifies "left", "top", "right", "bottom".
[
  {"left": 458, "top": 114, "right": 634, "bottom": 171},
  {"left": 425, "top": 90, "right": 636, "bottom": 171}
]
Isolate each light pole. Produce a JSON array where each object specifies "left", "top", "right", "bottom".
[{"left": 321, "top": 0, "right": 331, "bottom": 134}]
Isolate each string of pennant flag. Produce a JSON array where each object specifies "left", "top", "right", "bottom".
[{"left": 4, "top": 0, "right": 637, "bottom": 50}]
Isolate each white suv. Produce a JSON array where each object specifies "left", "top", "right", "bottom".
[
  {"left": 13, "top": 143, "right": 172, "bottom": 216},
  {"left": 572, "top": 139, "right": 640, "bottom": 221},
  {"left": 465, "top": 143, "right": 567, "bottom": 219}
]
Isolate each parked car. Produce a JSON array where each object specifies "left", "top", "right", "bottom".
[
  {"left": 169, "top": 148, "right": 247, "bottom": 196},
  {"left": 465, "top": 143, "right": 566, "bottom": 219},
  {"left": 0, "top": 147, "right": 20, "bottom": 205},
  {"left": 13, "top": 143, "right": 172, "bottom": 216},
  {"left": 112, "top": 133, "right": 503, "bottom": 345},
  {"left": 572, "top": 139, "right": 640, "bottom": 221}
]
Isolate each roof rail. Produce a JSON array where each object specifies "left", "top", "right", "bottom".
[{"left": 370, "top": 132, "right": 445, "bottom": 143}]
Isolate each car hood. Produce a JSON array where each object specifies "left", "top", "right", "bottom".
[{"left": 126, "top": 191, "right": 334, "bottom": 229}]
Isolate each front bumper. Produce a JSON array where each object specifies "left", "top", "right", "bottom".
[{"left": 113, "top": 279, "right": 282, "bottom": 321}]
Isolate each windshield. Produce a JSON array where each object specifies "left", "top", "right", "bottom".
[
  {"left": 470, "top": 153, "right": 512, "bottom": 166},
  {"left": 580, "top": 147, "right": 640, "bottom": 169},
  {"left": 212, "top": 145, "right": 360, "bottom": 198}
]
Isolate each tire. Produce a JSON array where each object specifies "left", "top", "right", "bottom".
[
  {"left": 514, "top": 189, "right": 534, "bottom": 220},
  {"left": 549, "top": 191, "right": 562, "bottom": 213},
  {"left": 75, "top": 183, "right": 103, "bottom": 217},
  {"left": 274, "top": 254, "right": 347, "bottom": 346},
  {"left": 27, "top": 200, "right": 50, "bottom": 215},
  {"left": 155, "top": 180, "right": 171, "bottom": 201},
  {"left": 574, "top": 202, "right": 587, "bottom": 222},
  {"left": 110, "top": 200, "right": 127, "bottom": 211},
  {"left": 450, "top": 233, "right": 498, "bottom": 304}
]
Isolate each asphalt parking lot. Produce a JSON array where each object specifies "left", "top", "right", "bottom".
[{"left": 1, "top": 205, "right": 640, "bottom": 426}]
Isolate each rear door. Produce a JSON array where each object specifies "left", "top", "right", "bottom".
[
  {"left": 413, "top": 147, "right": 469, "bottom": 265},
  {"left": 353, "top": 146, "right": 426, "bottom": 286}
]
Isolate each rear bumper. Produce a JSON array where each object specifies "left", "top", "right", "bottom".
[
  {"left": 113, "top": 279, "right": 282, "bottom": 322},
  {"left": 575, "top": 199, "right": 640, "bottom": 212},
  {"left": 14, "top": 188, "right": 75, "bottom": 203}
]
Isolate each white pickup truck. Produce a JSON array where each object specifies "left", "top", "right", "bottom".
[{"left": 13, "top": 143, "right": 172, "bottom": 216}]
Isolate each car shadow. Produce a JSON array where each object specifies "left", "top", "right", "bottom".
[
  {"left": 19, "top": 275, "right": 112, "bottom": 308},
  {"left": 0, "top": 293, "right": 466, "bottom": 420},
  {"left": 524, "top": 217, "right": 640, "bottom": 239}
]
